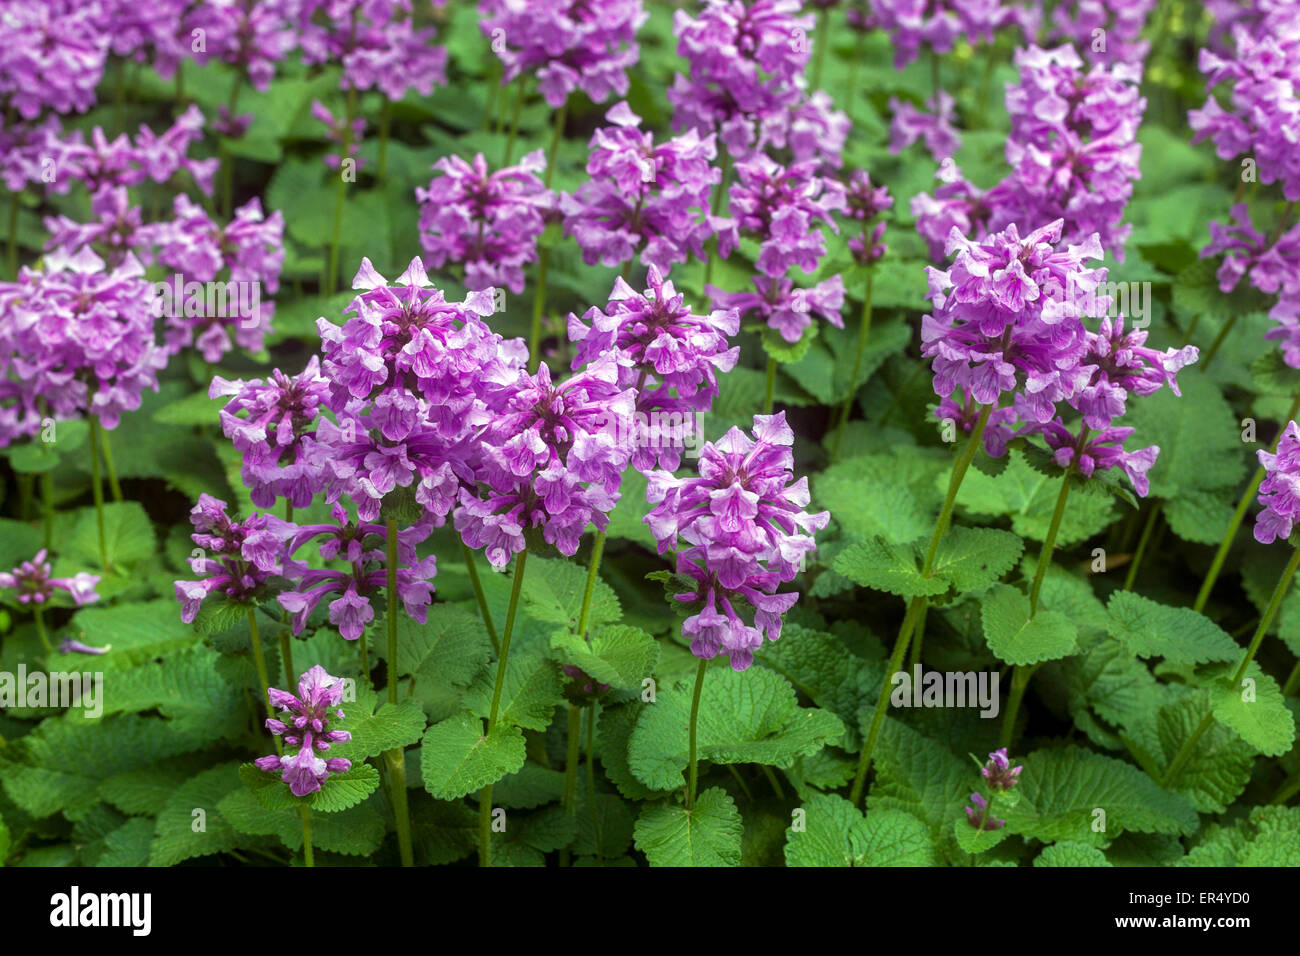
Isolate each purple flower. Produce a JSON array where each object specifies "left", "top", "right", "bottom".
[
  {"left": 644, "top": 413, "right": 827, "bottom": 671},
  {"left": 981, "top": 748, "right": 1023, "bottom": 792},
  {"left": 1071, "top": 316, "right": 1198, "bottom": 430},
  {"left": 275, "top": 504, "right": 436, "bottom": 640},
  {"left": 569, "top": 266, "right": 739, "bottom": 469},
  {"left": 1024, "top": 420, "right": 1160, "bottom": 496},
  {"left": 481, "top": 0, "right": 646, "bottom": 108},
  {"left": 964, "top": 791, "right": 1006, "bottom": 831},
  {"left": 0, "top": 1, "right": 109, "bottom": 120},
  {"left": 311, "top": 100, "right": 366, "bottom": 173},
  {"left": 186, "top": 0, "right": 297, "bottom": 92},
  {"left": 210, "top": 357, "right": 331, "bottom": 510},
  {"left": 1255, "top": 421, "right": 1300, "bottom": 545},
  {"left": 0, "top": 550, "right": 100, "bottom": 606},
  {"left": 868, "top": 0, "right": 1038, "bottom": 69},
  {"left": 299, "top": 1, "right": 447, "bottom": 99},
  {"left": 889, "top": 91, "right": 962, "bottom": 161},
  {"left": 1051, "top": 0, "right": 1156, "bottom": 65},
  {"left": 58, "top": 638, "right": 110, "bottom": 655},
  {"left": 561, "top": 101, "right": 720, "bottom": 273},
  {"left": 253, "top": 665, "right": 354, "bottom": 798},
  {"left": 416, "top": 150, "right": 553, "bottom": 295},
  {"left": 174, "top": 495, "right": 284, "bottom": 623},
  {"left": 719, "top": 155, "right": 844, "bottom": 278}
]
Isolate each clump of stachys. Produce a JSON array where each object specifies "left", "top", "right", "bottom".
[
  {"left": 645, "top": 413, "right": 828, "bottom": 671},
  {"left": 254, "top": 666, "right": 353, "bottom": 797},
  {"left": 1255, "top": 421, "right": 1300, "bottom": 545},
  {"left": 561, "top": 102, "right": 721, "bottom": 274},
  {"left": 569, "top": 266, "right": 740, "bottom": 471},
  {"left": 0, "top": 1, "right": 109, "bottom": 120},
  {"left": 0, "top": 247, "right": 167, "bottom": 447},
  {"left": 1050, "top": 0, "right": 1156, "bottom": 65},
  {"left": 311, "top": 258, "right": 524, "bottom": 524},
  {"left": 455, "top": 354, "right": 636, "bottom": 566},
  {"left": 0, "top": 550, "right": 100, "bottom": 607},
  {"left": 174, "top": 494, "right": 285, "bottom": 624},
  {"left": 912, "top": 44, "right": 1146, "bottom": 263},
  {"left": 275, "top": 505, "right": 437, "bottom": 641},
  {"left": 298, "top": 0, "right": 448, "bottom": 100},
  {"left": 416, "top": 150, "right": 553, "bottom": 295},
  {"left": 964, "top": 749, "right": 1022, "bottom": 832},
  {"left": 709, "top": 155, "right": 846, "bottom": 343},
  {"left": 479, "top": 0, "right": 646, "bottom": 108},
  {"left": 667, "top": 0, "right": 848, "bottom": 168},
  {"left": 864, "top": 0, "right": 1037, "bottom": 69},
  {"left": 922, "top": 220, "right": 1197, "bottom": 496}
]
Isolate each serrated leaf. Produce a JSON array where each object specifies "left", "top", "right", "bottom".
[
  {"left": 784, "top": 793, "right": 869, "bottom": 867},
  {"left": 931, "top": 526, "right": 1024, "bottom": 593},
  {"left": 1211, "top": 662, "right": 1295, "bottom": 757},
  {"left": 521, "top": 556, "right": 621, "bottom": 631},
  {"left": 1034, "top": 841, "right": 1112, "bottom": 866},
  {"left": 329, "top": 698, "right": 427, "bottom": 764},
  {"left": 1106, "top": 591, "right": 1240, "bottom": 666},
  {"left": 759, "top": 623, "right": 877, "bottom": 750},
  {"left": 149, "top": 762, "right": 253, "bottom": 865},
  {"left": 310, "top": 764, "right": 380, "bottom": 813},
  {"left": 954, "top": 817, "right": 1011, "bottom": 855},
  {"left": 65, "top": 502, "right": 155, "bottom": 569},
  {"left": 981, "top": 584, "right": 1078, "bottom": 666},
  {"left": 633, "top": 788, "right": 742, "bottom": 866},
  {"left": 420, "top": 713, "right": 527, "bottom": 800},
  {"left": 628, "top": 666, "right": 845, "bottom": 791},
  {"left": 1001, "top": 747, "right": 1198, "bottom": 846},
  {"left": 832, "top": 536, "right": 947, "bottom": 599},
  {"left": 551, "top": 624, "right": 659, "bottom": 690},
  {"left": 464, "top": 653, "right": 564, "bottom": 732}
]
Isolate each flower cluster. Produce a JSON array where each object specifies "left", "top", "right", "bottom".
[
  {"left": 668, "top": 0, "right": 848, "bottom": 167},
  {"left": 211, "top": 357, "right": 332, "bottom": 510},
  {"left": 312, "top": 100, "right": 366, "bottom": 173},
  {"left": 913, "top": 45, "right": 1146, "bottom": 262},
  {"left": 1190, "top": 1, "right": 1300, "bottom": 204},
  {"left": 456, "top": 356, "right": 635, "bottom": 566},
  {"left": 187, "top": 0, "right": 298, "bottom": 92},
  {"left": 561, "top": 102, "right": 720, "bottom": 274},
  {"left": 1050, "top": 0, "right": 1156, "bottom": 65},
  {"left": 964, "top": 748, "right": 1022, "bottom": 831},
  {"left": 480, "top": 0, "right": 646, "bottom": 108},
  {"left": 709, "top": 155, "right": 846, "bottom": 343},
  {"left": 569, "top": 266, "right": 740, "bottom": 470},
  {"left": 0, "top": 247, "right": 166, "bottom": 447},
  {"left": 254, "top": 666, "right": 353, "bottom": 797},
  {"left": 0, "top": 0, "right": 109, "bottom": 120},
  {"left": 276, "top": 504, "right": 437, "bottom": 641},
  {"left": 644, "top": 413, "right": 828, "bottom": 671},
  {"left": 416, "top": 150, "right": 553, "bottom": 295},
  {"left": 298, "top": 0, "right": 448, "bottom": 100},
  {"left": 311, "top": 258, "right": 524, "bottom": 524},
  {"left": 0, "top": 550, "right": 100, "bottom": 606},
  {"left": 844, "top": 168, "right": 893, "bottom": 267},
  {"left": 1255, "top": 421, "right": 1300, "bottom": 545},
  {"left": 865, "top": 0, "right": 1037, "bottom": 69},
  {"left": 888, "top": 91, "right": 962, "bottom": 162},
  {"left": 174, "top": 495, "right": 284, "bottom": 624}
]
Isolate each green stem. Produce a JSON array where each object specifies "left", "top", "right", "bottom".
[
  {"left": 461, "top": 540, "right": 500, "bottom": 655},
  {"left": 1283, "top": 658, "right": 1300, "bottom": 697},
  {"left": 849, "top": 403, "right": 995, "bottom": 805},
  {"left": 220, "top": 71, "right": 244, "bottom": 220},
  {"left": 847, "top": 32, "right": 864, "bottom": 110},
  {"left": 999, "top": 663, "right": 1038, "bottom": 749},
  {"left": 1029, "top": 455, "right": 1080, "bottom": 616},
  {"left": 810, "top": 9, "right": 830, "bottom": 90},
  {"left": 585, "top": 704, "right": 599, "bottom": 859},
  {"left": 33, "top": 606, "right": 52, "bottom": 654},
  {"left": 702, "top": 148, "right": 732, "bottom": 289},
  {"left": 40, "top": 469, "right": 53, "bottom": 552},
  {"left": 1195, "top": 394, "right": 1300, "bottom": 612},
  {"left": 575, "top": 531, "right": 607, "bottom": 641},
  {"left": 377, "top": 99, "right": 390, "bottom": 181},
  {"left": 384, "top": 519, "right": 413, "bottom": 866},
  {"left": 1122, "top": 501, "right": 1160, "bottom": 591},
  {"left": 560, "top": 703, "right": 581, "bottom": 867},
  {"left": 528, "top": 247, "right": 549, "bottom": 373},
  {"left": 502, "top": 78, "right": 525, "bottom": 167},
  {"left": 87, "top": 414, "right": 109, "bottom": 572},
  {"left": 479, "top": 549, "right": 529, "bottom": 867},
  {"left": 686, "top": 659, "right": 708, "bottom": 811},
  {"left": 7, "top": 191, "right": 18, "bottom": 280},
  {"left": 484, "top": 60, "right": 503, "bottom": 132},
  {"left": 247, "top": 608, "right": 276, "bottom": 729},
  {"left": 326, "top": 85, "right": 358, "bottom": 295},
  {"left": 1273, "top": 769, "right": 1300, "bottom": 806},
  {"left": 544, "top": 100, "right": 567, "bottom": 189},
  {"left": 763, "top": 357, "right": 776, "bottom": 414},
  {"left": 830, "top": 269, "right": 874, "bottom": 461},
  {"left": 100, "top": 425, "right": 122, "bottom": 502},
  {"left": 300, "top": 804, "right": 313, "bottom": 867},
  {"left": 1164, "top": 544, "right": 1300, "bottom": 788},
  {"left": 908, "top": 602, "right": 928, "bottom": 670},
  {"left": 761, "top": 765, "right": 785, "bottom": 800},
  {"left": 1199, "top": 314, "right": 1237, "bottom": 371}
]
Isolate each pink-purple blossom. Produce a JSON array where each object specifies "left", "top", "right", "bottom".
[{"left": 253, "top": 665, "right": 354, "bottom": 797}]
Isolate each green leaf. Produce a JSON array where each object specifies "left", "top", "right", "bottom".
[
  {"left": 5, "top": 441, "right": 59, "bottom": 474},
  {"left": 760, "top": 321, "right": 818, "bottom": 364},
  {"left": 97, "top": 817, "right": 154, "bottom": 867},
  {"left": 954, "top": 817, "right": 1011, "bottom": 855},
  {"left": 628, "top": 666, "right": 845, "bottom": 791},
  {"left": 328, "top": 697, "right": 427, "bottom": 764},
  {"left": 1106, "top": 591, "right": 1241, "bottom": 666},
  {"left": 521, "top": 556, "right": 621, "bottom": 632},
  {"left": 1001, "top": 747, "right": 1198, "bottom": 846},
  {"left": 464, "top": 652, "right": 564, "bottom": 732},
  {"left": 953, "top": 450, "right": 1116, "bottom": 545},
  {"left": 550, "top": 624, "right": 659, "bottom": 690},
  {"left": 759, "top": 623, "right": 877, "bottom": 750},
  {"left": 859, "top": 808, "right": 943, "bottom": 866},
  {"left": 931, "top": 527, "right": 1024, "bottom": 593},
  {"left": 784, "top": 793, "right": 869, "bottom": 867},
  {"left": 1210, "top": 662, "right": 1295, "bottom": 757},
  {"left": 832, "top": 536, "right": 948, "bottom": 599},
  {"left": 1126, "top": 374, "right": 1247, "bottom": 499},
  {"left": 149, "top": 762, "right": 255, "bottom": 866},
  {"left": 420, "top": 713, "right": 527, "bottom": 801},
  {"left": 981, "top": 584, "right": 1078, "bottom": 666},
  {"left": 153, "top": 389, "right": 226, "bottom": 426},
  {"left": 1251, "top": 350, "right": 1300, "bottom": 395},
  {"left": 310, "top": 764, "right": 381, "bottom": 813},
  {"left": 633, "top": 788, "right": 743, "bottom": 867},
  {"left": 1131, "top": 690, "right": 1255, "bottom": 813},
  {"left": 65, "top": 502, "right": 156, "bottom": 569},
  {"left": 1034, "top": 841, "right": 1112, "bottom": 866}
]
